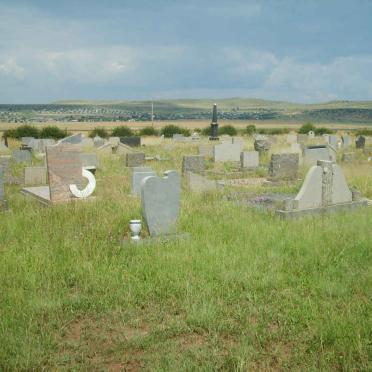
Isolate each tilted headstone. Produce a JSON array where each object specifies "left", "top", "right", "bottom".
[
  {"left": 355, "top": 136, "right": 365, "bottom": 149},
  {"left": 254, "top": 135, "right": 271, "bottom": 153},
  {"left": 46, "top": 143, "right": 84, "bottom": 204},
  {"left": 24, "top": 167, "right": 47, "bottom": 186},
  {"left": 182, "top": 155, "right": 205, "bottom": 174},
  {"left": 59, "top": 133, "right": 83, "bottom": 144},
  {"left": 268, "top": 153, "right": 299, "bottom": 180},
  {"left": 12, "top": 150, "right": 32, "bottom": 164},
  {"left": 141, "top": 170, "right": 180, "bottom": 236},
  {"left": 120, "top": 136, "right": 141, "bottom": 147},
  {"left": 131, "top": 167, "right": 156, "bottom": 196},
  {"left": 186, "top": 171, "right": 218, "bottom": 193},
  {"left": 240, "top": 151, "right": 259, "bottom": 169},
  {"left": 213, "top": 143, "right": 241, "bottom": 162},
  {"left": 126, "top": 152, "right": 145, "bottom": 167}
]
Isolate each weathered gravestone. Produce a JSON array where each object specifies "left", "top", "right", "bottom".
[
  {"left": 182, "top": 155, "right": 205, "bottom": 174},
  {"left": 268, "top": 153, "right": 299, "bottom": 180},
  {"left": 240, "top": 151, "right": 259, "bottom": 169},
  {"left": 297, "top": 134, "right": 308, "bottom": 143},
  {"left": 186, "top": 171, "right": 218, "bottom": 193},
  {"left": 308, "top": 131, "right": 315, "bottom": 139},
  {"left": 141, "top": 170, "right": 180, "bottom": 236},
  {"left": 21, "top": 143, "right": 96, "bottom": 204},
  {"left": 342, "top": 152, "right": 355, "bottom": 162},
  {"left": 22, "top": 137, "right": 34, "bottom": 146},
  {"left": 24, "top": 167, "right": 47, "bottom": 186},
  {"left": 356, "top": 136, "right": 366, "bottom": 149},
  {"left": 254, "top": 135, "right": 271, "bottom": 153},
  {"left": 276, "top": 160, "right": 367, "bottom": 217},
  {"left": 12, "top": 149, "right": 32, "bottom": 164},
  {"left": 120, "top": 136, "right": 141, "bottom": 147},
  {"left": 213, "top": 143, "right": 241, "bottom": 162},
  {"left": 286, "top": 133, "right": 297, "bottom": 144},
  {"left": 108, "top": 137, "right": 120, "bottom": 148},
  {"left": 131, "top": 167, "right": 156, "bottom": 196},
  {"left": 126, "top": 152, "right": 145, "bottom": 167},
  {"left": 97, "top": 143, "right": 112, "bottom": 154}
]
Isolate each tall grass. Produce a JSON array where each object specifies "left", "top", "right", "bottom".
[{"left": 0, "top": 140, "right": 371, "bottom": 370}]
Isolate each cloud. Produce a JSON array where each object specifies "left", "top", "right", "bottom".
[{"left": 0, "top": 58, "right": 24, "bottom": 79}]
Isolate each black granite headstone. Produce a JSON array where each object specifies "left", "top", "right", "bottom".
[
  {"left": 120, "top": 136, "right": 141, "bottom": 147},
  {"left": 355, "top": 136, "right": 365, "bottom": 149}
]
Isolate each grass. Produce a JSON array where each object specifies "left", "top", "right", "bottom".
[{"left": 0, "top": 138, "right": 371, "bottom": 370}]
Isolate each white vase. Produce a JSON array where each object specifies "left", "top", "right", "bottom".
[{"left": 129, "top": 219, "right": 142, "bottom": 240}]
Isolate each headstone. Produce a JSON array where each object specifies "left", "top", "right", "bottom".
[
  {"left": 93, "top": 135, "right": 105, "bottom": 148},
  {"left": 12, "top": 150, "right": 32, "bottom": 164},
  {"left": 308, "top": 131, "right": 315, "bottom": 139},
  {"left": 182, "top": 155, "right": 205, "bottom": 174},
  {"left": 46, "top": 143, "right": 84, "bottom": 203},
  {"left": 120, "top": 136, "right": 141, "bottom": 147},
  {"left": 220, "top": 135, "right": 232, "bottom": 144},
  {"left": 268, "top": 153, "right": 299, "bottom": 180},
  {"left": 213, "top": 143, "right": 241, "bottom": 162},
  {"left": 199, "top": 144, "right": 213, "bottom": 157},
  {"left": 328, "top": 135, "right": 338, "bottom": 147},
  {"left": 209, "top": 103, "right": 219, "bottom": 140},
  {"left": 131, "top": 167, "right": 156, "bottom": 196},
  {"left": 355, "top": 136, "right": 365, "bottom": 149},
  {"left": 173, "top": 133, "right": 184, "bottom": 141},
  {"left": 254, "top": 135, "right": 271, "bottom": 153},
  {"left": 116, "top": 142, "right": 134, "bottom": 156},
  {"left": 341, "top": 135, "right": 351, "bottom": 148},
  {"left": 303, "top": 145, "right": 331, "bottom": 165},
  {"left": 232, "top": 136, "right": 244, "bottom": 151},
  {"left": 141, "top": 170, "right": 180, "bottom": 236},
  {"left": 81, "top": 138, "right": 94, "bottom": 147},
  {"left": 240, "top": 151, "right": 259, "bottom": 169},
  {"left": 22, "top": 137, "right": 34, "bottom": 146},
  {"left": 191, "top": 132, "right": 200, "bottom": 141},
  {"left": 59, "top": 133, "right": 83, "bottom": 144},
  {"left": 126, "top": 152, "right": 145, "bottom": 167},
  {"left": 108, "top": 137, "right": 120, "bottom": 148},
  {"left": 96, "top": 143, "right": 112, "bottom": 154},
  {"left": 297, "top": 134, "right": 308, "bottom": 144},
  {"left": 24, "top": 167, "right": 47, "bottom": 186},
  {"left": 186, "top": 171, "right": 218, "bottom": 193}
]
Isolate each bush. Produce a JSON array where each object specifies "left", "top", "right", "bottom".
[
  {"left": 40, "top": 126, "right": 68, "bottom": 139},
  {"left": 298, "top": 122, "right": 316, "bottom": 134},
  {"left": 314, "top": 127, "right": 333, "bottom": 135},
  {"left": 201, "top": 126, "right": 211, "bottom": 136},
  {"left": 139, "top": 126, "right": 159, "bottom": 136},
  {"left": 111, "top": 126, "right": 134, "bottom": 137},
  {"left": 219, "top": 125, "right": 237, "bottom": 136},
  {"left": 160, "top": 125, "right": 190, "bottom": 138},
  {"left": 89, "top": 127, "right": 109, "bottom": 139},
  {"left": 355, "top": 128, "right": 372, "bottom": 136},
  {"left": 257, "top": 128, "right": 290, "bottom": 135},
  {"left": 5, "top": 125, "right": 40, "bottom": 139},
  {"left": 245, "top": 125, "right": 256, "bottom": 135}
]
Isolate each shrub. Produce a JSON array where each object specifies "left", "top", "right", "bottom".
[
  {"left": 111, "top": 126, "right": 134, "bottom": 137},
  {"left": 139, "top": 126, "right": 159, "bottom": 136},
  {"left": 40, "top": 126, "right": 68, "bottom": 139},
  {"left": 298, "top": 122, "right": 316, "bottom": 134},
  {"left": 219, "top": 125, "right": 237, "bottom": 136},
  {"left": 5, "top": 125, "right": 40, "bottom": 139},
  {"left": 201, "top": 126, "right": 211, "bottom": 136},
  {"left": 355, "top": 128, "right": 372, "bottom": 136},
  {"left": 314, "top": 127, "right": 333, "bottom": 135},
  {"left": 160, "top": 125, "right": 190, "bottom": 138},
  {"left": 245, "top": 125, "right": 256, "bottom": 135},
  {"left": 89, "top": 127, "right": 109, "bottom": 139},
  {"left": 257, "top": 128, "right": 290, "bottom": 135}
]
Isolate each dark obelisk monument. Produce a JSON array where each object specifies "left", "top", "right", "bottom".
[{"left": 209, "top": 103, "right": 219, "bottom": 140}]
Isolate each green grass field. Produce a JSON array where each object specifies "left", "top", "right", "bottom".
[{"left": 0, "top": 139, "right": 371, "bottom": 370}]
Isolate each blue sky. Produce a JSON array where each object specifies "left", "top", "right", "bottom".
[{"left": 0, "top": 0, "right": 372, "bottom": 103}]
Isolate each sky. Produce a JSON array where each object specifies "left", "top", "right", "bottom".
[{"left": 0, "top": 0, "right": 372, "bottom": 103}]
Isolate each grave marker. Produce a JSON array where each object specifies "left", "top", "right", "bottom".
[{"left": 182, "top": 155, "right": 205, "bottom": 174}]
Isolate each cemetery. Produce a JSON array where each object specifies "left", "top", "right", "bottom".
[{"left": 0, "top": 113, "right": 371, "bottom": 370}]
